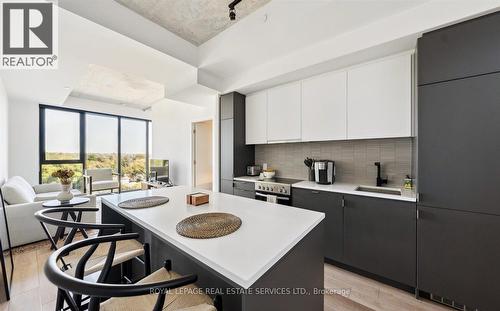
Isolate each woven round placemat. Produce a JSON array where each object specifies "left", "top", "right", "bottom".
[
  {"left": 176, "top": 213, "right": 242, "bottom": 239},
  {"left": 118, "top": 196, "right": 169, "bottom": 209}
]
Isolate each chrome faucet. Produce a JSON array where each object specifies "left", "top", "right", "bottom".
[{"left": 374, "top": 162, "right": 388, "bottom": 187}]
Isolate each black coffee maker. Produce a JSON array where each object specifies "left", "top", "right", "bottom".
[{"left": 314, "top": 160, "right": 335, "bottom": 185}]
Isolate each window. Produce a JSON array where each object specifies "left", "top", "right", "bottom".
[
  {"left": 44, "top": 109, "right": 81, "bottom": 160},
  {"left": 85, "top": 114, "right": 118, "bottom": 171},
  {"left": 121, "top": 119, "right": 147, "bottom": 191},
  {"left": 39, "top": 105, "right": 151, "bottom": 192},
  {"left": 40, "top": 108, "right": 84, "bottom": 189}
]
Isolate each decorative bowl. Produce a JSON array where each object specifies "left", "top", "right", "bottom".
[{"left": 263, "top": 171, "right": 276, "bottom": 179}]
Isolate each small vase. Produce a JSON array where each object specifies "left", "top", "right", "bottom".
[{"left": 57, "top": 183, "right": 74, "bottom": 202}]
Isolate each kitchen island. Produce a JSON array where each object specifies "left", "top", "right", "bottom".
[{"left": 101, "top": 185, "right": 325, "bottom": 311}]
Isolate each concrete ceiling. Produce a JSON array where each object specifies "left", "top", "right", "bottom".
[
  {"left": 114, "top": 0, "right": 271, "bottom": 46},
  {"left": 71, "top": 64, "right": 165, "bottom": 110},
  {"left": 0, "top": 6, "right": 198, "bottom": 107}
]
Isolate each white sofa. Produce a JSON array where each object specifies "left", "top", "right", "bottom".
[{"left": 0, "top": 176, "right": 97, "bottom": 247}]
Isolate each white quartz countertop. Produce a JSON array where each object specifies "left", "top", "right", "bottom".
[
  {"left": 101, "top": 186, "right": 324, "bottom": 289},
  {"left": 292, "top": 181, "right": 417, "bottom": 202},
  {"left": 233, "top": 176, "right": 260, "bottom": 182},
  {"left": 234, "top": 176, "right": 416, "bottom": 202}
]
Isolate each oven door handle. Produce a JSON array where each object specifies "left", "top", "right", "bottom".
[{"left": 255, "top": 192, "right": 290, "bottom": 201}]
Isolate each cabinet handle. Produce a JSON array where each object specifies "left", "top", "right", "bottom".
[
  {"left": 311, "top": 191, "right": 320, "bottom": 194},
  {"left": 341, "top": 198, "right": 345, "bottom": 208}
]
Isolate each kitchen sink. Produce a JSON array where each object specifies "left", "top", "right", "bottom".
[{"left": 355, "top": 186, "right": 402, "bottom": 196}]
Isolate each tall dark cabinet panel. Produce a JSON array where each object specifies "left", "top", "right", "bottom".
[
  {"left": 418, "top": 73, "right": 500, "bottom": 215},
  {"left": 219, "top": 92, "right": 254, "bottom": 195},
  {"left": 418, "top": 206, "right": 500, "bottom": 311},
  {"left": 418, "top": 11, "right": 500, "bottom": 310},
  {"left": 418, "top": 11, "right": 500, "bottom": 85}
]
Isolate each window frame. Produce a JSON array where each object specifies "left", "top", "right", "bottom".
[
  {"left": 39, "top": 106, "right": 85, "bottom": 165},
  {"left": 39, "top": 104, "right": 151, "bottom": 189}
]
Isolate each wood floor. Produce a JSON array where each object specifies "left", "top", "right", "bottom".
[
  {"left": 323, "top": 264, "right": 450, "bottom": 311},
  {"left": 0, "top": 240, "right": 451, "bottom": 311}
]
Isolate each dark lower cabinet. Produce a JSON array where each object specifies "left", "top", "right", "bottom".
[
  {"left": 233, "top": 189, "right": 254, "bottom": 199},
  {"left": 292, "top": 189, "right": 417, "bottom": 288},
  {"left": 418, "top": 206, "right": 500, "bottom": 311},
  {"left": 292, "top": 188, "right": 343, "bottom": 262},
  {"left": 343, "top": 195, "right": 416, "bottom": 287},
  {"left": 233, "top": 181, "right": 255, "bottom": 199}
]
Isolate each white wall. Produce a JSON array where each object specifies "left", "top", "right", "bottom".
[
  {"left": 152, "top": 98, "right": 218, "bottom": 189},
  {"left": 0, "top": 78, "right": 8, "bottom": 184},
  {"left": 8, "top": 100, "right": 38, "bottom": 184},
  {"left": 8, "top": 98, "right": 152, "bottom": 185}
]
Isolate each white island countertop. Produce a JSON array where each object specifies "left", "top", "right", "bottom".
[{"left": 101, "top": 186, "right": 324, "bottom": 289}]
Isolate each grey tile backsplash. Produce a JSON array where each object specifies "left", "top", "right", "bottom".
[{"left": 255, "top": 138, "right": 414, "bottom": 187}]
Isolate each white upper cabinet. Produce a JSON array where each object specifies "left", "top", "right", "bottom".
[
  {"left": 245, "top": 91, "right": 268, "bottom": 145},
  {"left": 301, "top": 71, "right": 347, "bottom": 142},
  {"left": 244, "top": 52, "right": 414, "bottom": 144},
  {"left": 347, "top": 53, "right": 413, "bottom": 140},
  {"left": 267, "top": 82, "right": 302, "bottom": 142}
]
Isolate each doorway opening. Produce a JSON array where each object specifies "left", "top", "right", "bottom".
[{"left": 192, "top": 120, "right": 213, "bottom": 190}]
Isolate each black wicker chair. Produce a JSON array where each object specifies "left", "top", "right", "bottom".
[
  {"left": 35, "top": 207, "right": 151, "bottom": 275},
  {"left": 45, "top": 234, "right": 222, "bottom": 311},
  {"left": 36, "top": 208, "right": 152, "bottom": 310}
]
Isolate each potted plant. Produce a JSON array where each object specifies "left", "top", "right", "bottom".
[{"left": 51, "top": 169, "right": 75, "bottom": 202}]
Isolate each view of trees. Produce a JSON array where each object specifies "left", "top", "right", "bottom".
[
  {"left": 42, "top": 152, "right": 146, "bottom": 191},
  {"left": 41, "top": 162, "right": 84, "bottom": 189}
]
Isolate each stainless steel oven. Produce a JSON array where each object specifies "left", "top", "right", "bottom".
[
  {"left": 255, "top": 191, "right": 291, "bottom": 205},
  {"left": 254, "top": 178, "right": 300, "bottom": 206}
]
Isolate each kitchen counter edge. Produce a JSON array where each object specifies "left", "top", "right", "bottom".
[{"left": 233, "top": 177, "right": 417, "bottom": 202}]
